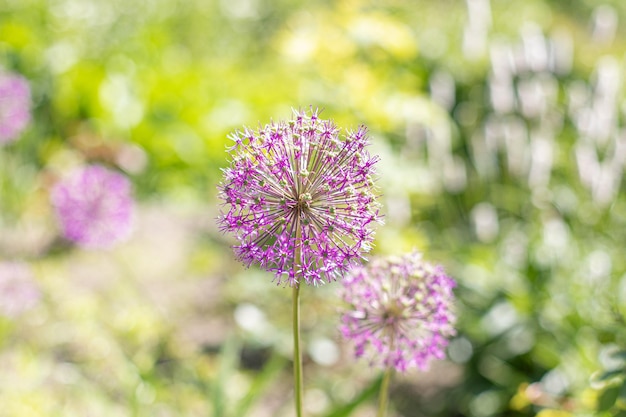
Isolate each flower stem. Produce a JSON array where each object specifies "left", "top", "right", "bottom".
[
  {"left": 377, "top": 367, "right": 393, "bottom": 417},
  {"left": 293, "top": 216, "right": 304, "bottom": 417},
  {"left": 292, "top": 283, "right": 303, "bottom": 417}
]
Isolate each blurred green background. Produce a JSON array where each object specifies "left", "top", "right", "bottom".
[{"left": 1, "top": 0, "right": 626, "bottom": 416}]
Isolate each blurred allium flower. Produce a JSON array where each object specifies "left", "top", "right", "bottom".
[
  {"left": 340, "top": 252, "right": 456, "bottom": 372},
  {"left": 51, "top": 165, "right": 134, "bottom": 249},
  {"left": 217, "top": 108, "right": 381, "bottom": 286},
  {"left": 0, "top": 72, "right": 31, "bottom": 144},
  {"left": 0, "top": 262, "right": 41, "bottom": 317}
]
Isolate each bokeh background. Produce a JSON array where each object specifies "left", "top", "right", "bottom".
[{"left": 1, "top": 0, "right": 626, "bottom": 416}]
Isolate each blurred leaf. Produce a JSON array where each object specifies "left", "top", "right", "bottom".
[
  {"left": 213, "top": 336, "right": 242, "bottom": 417},
  {"left": 232, "top": 352, "right": 287, "bottom": 417},
  {"left": 323, "top": 375, "right": 382, "bottom": 417},
  {"left": 611, "top": 350, "right": 626, "bottom": 361},
  {"left": 597, "top": 370, "right": 624, "bottom": 382},
  {"left": 535, "top": 410, "right": 572, "bottom": 417},
  {"left": 620, "top": 379, "right": 626, "bottom": 401},
  {"left": 510, "top": 383, "right": 530, "bottom": 411},
  {"left": 598, "top": 385, "right": 620, "bottom": 412}
]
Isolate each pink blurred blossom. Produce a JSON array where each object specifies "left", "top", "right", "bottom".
[
  {"left": 340, "top": 252, "right": 457, "bottom": 372},
  {"left": 0, "top": 72, "right": 31, "bottom": 144},
  {"left": 51, "top": 165, "right": 134, "bottom": 249},
  {"left": 0, "top": 262, "right": 41, "bottom": 317}
]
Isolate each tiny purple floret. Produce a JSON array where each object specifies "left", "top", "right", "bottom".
[
  {"left": 51, "top": 165, "right": 134, "bottom": 249},
  {"left": 0, "top": 262, "right": 41, "bottom": 318},
  {"left": 340, "top": 252, "right": 457, "bottom": 372},
  {"left": 217, "top": 108, "right": 382, "bottom": 286},
  {"left": 0, "top": 72, "right": 31, "bottom": 144}
]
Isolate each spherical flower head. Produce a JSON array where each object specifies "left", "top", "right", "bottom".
[
  {"left": 0, "top": 72, "right": 31, "bottom": 144},
  {"left": 51, "top": 165, "right": 134, "bottom": 249},
  {"left": 340, "top": 252, "right": 457, "bottom": 372},
  {"left": 217, "top": 108, "right": 382, "bottom": 286},
  {"left": 0, "top": 262, "right": 41, "bottom": 318}
]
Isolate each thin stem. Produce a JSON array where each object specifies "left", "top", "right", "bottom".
[
  {"left": 292, "top": 284, "right": 303, "bottom": 417},
  {"left": 292, "top": 216, "right": 304, "bottom": 417},
  {"left": 377, "top": 367, "right": 393, "bottom": 417}
]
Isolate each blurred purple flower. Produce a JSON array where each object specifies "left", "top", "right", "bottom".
[
  {"left": 0, "top": 72, "right": 31, "bottom": 144},
  {"left": 0, "top": 262, "right": 41, "bottom": 317},
  {"left": 340, "top": 252, "right": 457, "bottom": 372},
  {"left": 217, "top": 108, "right": 382, "bottom": 286},
  {"left": 51, "top": 165, "right": 134, "bottom": 249}
]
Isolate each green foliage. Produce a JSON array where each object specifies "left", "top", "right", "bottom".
[
  {"left": 2, "top": 0, "right": 626, "bottom": 416},
  {"left": 591, "top": 349, "right": 626, "bottom": 415}
]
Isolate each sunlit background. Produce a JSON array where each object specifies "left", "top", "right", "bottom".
[{"left": 1, "top": 0, "right": 626, "bottom": 416}]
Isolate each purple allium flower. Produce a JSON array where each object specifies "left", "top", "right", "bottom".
[
  {"left": 340, "top": 252, "right": 457, "bottom": 372},
  {"left": 0, "top": 262, "right": 41, "bottom": 317},
  {"left": 0, "top": 72, "right": 31, "bottom": 144},
  {"left": 217, "top": 108, "right": 382, "bottom": 286},
  {"left": 51, "top": 165, "right": 134, "bottom": 249}
]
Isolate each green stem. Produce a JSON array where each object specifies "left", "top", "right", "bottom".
[
  {"left": 293, "top": 217, "right": 304, "bottom": 417},
  {"left": 377, "top": 368, "right": 393, "bottom": 417},
  {"left": 292, "top": 284, "right": 303, "bottom": 417}
]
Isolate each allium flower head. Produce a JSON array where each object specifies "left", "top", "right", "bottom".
[
  {"left": 217, "top": 108, "right": 382, "bottom": 286},
  {"left": 340, "top": 252, "right": 456, "bottom": 372},
  {"left": 0, "top": 72, "right": 31, "bottom": 144},
  {"left": 51, "top": 165, "right": 134, "bottom": 249},
  {"left": 0, "top": 262, "right": 41, "bottom": 318}
]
